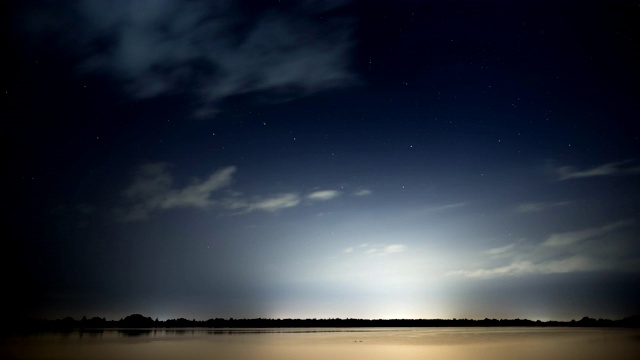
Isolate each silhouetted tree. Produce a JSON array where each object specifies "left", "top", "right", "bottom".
[{"left": 121, "top": 314, "right": 156, "bottom": 328}]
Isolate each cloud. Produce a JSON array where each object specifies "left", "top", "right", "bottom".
[
  {"left": 344, "top": 243, "right": 406, "bottom": 256},
  {"left": 121, "top": 164, "right": 236, "bottom": 221},
  {"left": 556, "top": 160, "right": 640, "bottom": 180},
  {"left": 483, "top": 243, "right": 516, "bottom": 256},
  {"left": 246, "top": 193, "right": 300, "bottom": 212},
  {"left": 431, "top": 202, "right": 467, "bottom": 211},
  {"left": 230, "top": 189, "right": 347, "bottom": 214},
  {"left": 161, "top": 167, "right": 237, "bottom": 209},
  {"left": 32, "top": 0, "right": 356, "bottom": 117},
  {"left": 414, "top": 202, "right": 467, "bottom": 216},
  {"left": 307, "top": 190, "right": 340, "bottom": 201},
  {"left": 353, "top": 189, "right": 372, "bottom": 196},
  {"left": 516, "top": 201, "right": 571, "bottom": 213},
  {"left": 449, "top": 256, "right": 605, "bottom": 278},
  {"left": 383, "top": 244, "right": 406, "bottom": 254},
  {"left": 450, "top": 220, "right": 637, "bottom": 278},
  {"left": 213, "top": 192, "right": 305, "bottom": 214},
  {"left": 541, "top": 220, "right": 632, "bottom": 247},
  {"left": 120, "top": 164, "right": 357, "bottom": 220}
]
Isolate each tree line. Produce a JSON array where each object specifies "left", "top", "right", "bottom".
[{"left": 11, "top": 314, "right": 640, "bottom": 331}]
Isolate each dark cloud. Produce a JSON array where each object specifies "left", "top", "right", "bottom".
[{"left": 36, "top": 0, "right": 357, "bottom": 117}]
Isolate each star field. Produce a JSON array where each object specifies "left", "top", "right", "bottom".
[{"left": 2, "top": 0, "right": 640, "bottom": 322}]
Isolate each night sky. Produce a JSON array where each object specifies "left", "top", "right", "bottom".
[{"left": 3, "top": 0, "right": 640, "bottom": 322}]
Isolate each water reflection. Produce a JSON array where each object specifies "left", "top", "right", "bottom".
[
  {"left": 117, "top": 329, "right": 153, "bottom": 337},
  {"left": 107, "top": 328, "right": 403, "bottom": 337},
  {"left": 78, "top": 329, "right": 104, "bottom": 338},
  {"left": 2, "top": 328, "right": 639, "bottom": 360}
]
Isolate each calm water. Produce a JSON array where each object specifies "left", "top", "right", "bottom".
[{"left": 2, "top": 328, "right": 639, "bottom": 360}]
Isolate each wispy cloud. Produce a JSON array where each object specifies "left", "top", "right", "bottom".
[
  {"left": 450, "top": 256, "right": 605, "bottom": 278},
  {"left": 450, "top": 220, "right": 637, "bottom": 278},
  {"left": 556, "top": 160, "right": 640, "bottom": 180},
  {"left": 483, "top": 243, "right": 516, "bottom": 256},
  {"left": 214, "top": 192, "right": 304, "bottom": 215},
  {"left": 246, "top": 193, "right": 301, "bottom": 212},
  {"left": 541, "top": 221, "right": 631, "bottom": 247},
  {"left": 307, "top": 190, "right": 340, "bottom": 201},
  {"left": 353, "top": 189, "right": 372, "bottom": 196},
  {"left": 414, "top": 202, "right": 467, "bottom": 216},
  {"left": 516, "top": 201, "right": 571, "bottom": 213},
  {"left": 121, "top": 164, "right": 235, "bottom": 221},
  {"left": 27, "top": 1, "right": 357, "bottom": 118},
  {"left": 344, "top": 243, "right": 406, "bottom": 256},
  {"left": 120, "top": 164, "right": 358, "bottom": 220},
  {"left": 431, "top": 203, "right": 467, "bottom": 211},
  {"left": 382, "top": 244, "right": 406, "bottom": 254}
]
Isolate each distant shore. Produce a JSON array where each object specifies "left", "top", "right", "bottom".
[{"left": 5, "top": 314, "right": 639, "bottom": 333}]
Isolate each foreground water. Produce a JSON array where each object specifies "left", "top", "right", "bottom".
[{"left": 2, "top": 327, "right": 639, "bottom": 360}]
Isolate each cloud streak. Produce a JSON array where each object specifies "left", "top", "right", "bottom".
[
  {"left": 344, "top": 243, "right": 407, "bottom": 256},
  {"left": 307, "top": 190, "right": 340, "bottom": 201},
  {"left": 353, "top": 189, "right": 372, "bottom": 196},
  {"left": 121, "top": 164, "right": 236, "bottom": 221},
  {"left": 246, "top": 193, "right": 301, "bottom": 212},
  {"left": 516, "top": 201, "right": 571, "bottom": 213},
  {"left": 556, "top": 160, "right": 640, "bottom": 180},
  {"left": 450, "top": 220, "right": 638, "bottom": 278}
]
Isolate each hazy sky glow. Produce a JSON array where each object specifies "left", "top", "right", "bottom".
[{"left": 3, "top": 0, "right": 640, "bottom": 322}]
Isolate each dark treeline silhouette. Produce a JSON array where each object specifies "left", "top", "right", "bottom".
[{"left": 8, "top": 314, "right": 640, "bottom": 332}]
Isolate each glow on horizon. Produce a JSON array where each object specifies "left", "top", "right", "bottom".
[{"left": 257, "top": 233, "right": 465, "bottom": 320}]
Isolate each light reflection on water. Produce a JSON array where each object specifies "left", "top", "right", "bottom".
[{"left": 1, "top": 328, "right": 639, "bottom": 360}]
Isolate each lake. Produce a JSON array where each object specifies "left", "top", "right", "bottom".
[{"left": 2, "top": 328, "right": 639, "bottom": 360}]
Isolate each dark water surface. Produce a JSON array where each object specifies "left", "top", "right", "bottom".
[{"left": 2, "top": 328, "right": 639, "bottom": 360}]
